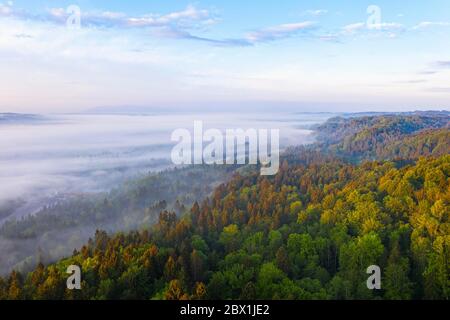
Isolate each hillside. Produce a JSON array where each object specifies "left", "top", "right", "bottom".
[
  {"left": 314, "top": 112, "right": 449, "bottom": 160},
  {"left": 1, "top": 155, "right": 448, "bottom": 300},
  {"left": 380, "top": 128, "right": 450, "bottom": 160},
  {"left": 0, "top": 112, "right": 448, "bottom": 300},
  {"left": 0, "top": 165, "right": 235, "bottom": 275}
]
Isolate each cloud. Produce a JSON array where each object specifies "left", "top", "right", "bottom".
[
  {"left": 150, "top": 27, "right": 253, "bottom": 47},
  {"left": 417, "top": 70, "right": 438, "bottom": 75},
  {"left": 340, "top": 18, "right": 450, "bottom": 40},
  {"left": 434, "top": 61, "right": 450, "bottom": 68},
  {"left": 342, "top": 22, "right": 366, "bottom": 33},
  {"left": 395, "top": 79, "right": 427, "bottom": 84},
  {"left": 125, "top": 5, "right": 211, "bottom": 28},
  {"left": 427, "top": 87, "right": 450, "bottom": 93},
  {"left": 48, "top": 4, "right": 214, "bottom": 29},
  {"left": 416, "top": 61, "right": 450, "bottom": 77},
  {"left": 340, "top": 22, "right": 404, "bottom": 40},
  {"left": 343, "top": 22, "right": 404, "bottom": 34},
  {"left": 0, "top": 4, "right": 318, "bottom": 47},
  {"left": 245, "top": 21, "right": 317, "bottom": 43},
  {"left": 1, "top": 4, "right": 216, "bottom": 30},
  {"left": 303, "top": 9, "right": 328, "bottom": 16},
  {"left": 371, "top": 22, "right": 404, "bottom": 30},
  {"left": 14, "top": 33, "right": 33, "bottom": 39},
  {"left": 152, "top": 21, "right": 317, "bottom": 47},
  {"left": 317, "top": 33, "right": 341, "bottom": 43},
  {"left": 48, "top": 7, "right": 66, "bottom": 19},
  {"left": 413, "top": 21, "right": 450, "bottom": 29},
  {"left": 0, "top": 3, "right": 12, "bottom": 15}
]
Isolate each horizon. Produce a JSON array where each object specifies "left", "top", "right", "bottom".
[
  {"left": 2, "top": 108, "right": 450, "bottom": 116},
  {"left": 1, "top": 0, "right": 450, "bottom": 113}
]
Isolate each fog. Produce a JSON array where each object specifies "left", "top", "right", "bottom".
[
  {"left": 0, "top": 112, "right": 332, "bottom": 274},
  {"left": 0, "top": 112, "right": 330, "bottom": 213}
]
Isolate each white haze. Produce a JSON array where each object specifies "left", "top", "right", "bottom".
[{"left": 0, "top": 112, "right": 333, "bottom": 222}]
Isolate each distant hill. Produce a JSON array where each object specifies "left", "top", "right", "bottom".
[
  {"left": 0, "top": 113, "right": 43, "bottom": 124},
  {"left": 313, "top": 111, "right": 449, "bottom": 160},
  {"left": 1, "top": 111, "right": 448, "bottom": 300},
  {"left": 380, "top": 128, "right": 450, "bottom": 160}
]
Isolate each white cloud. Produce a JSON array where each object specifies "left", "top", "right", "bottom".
[
  {"left": 48, "top": 7, "right": 65, "bottom": 18},
  {"left": 371, "top": 22, "right": 404, "bottom": 30},
  {"left": 434, "top": 61, "right": 450, "bottom": 68},
  {"left": 342, "top": 22, "right": 366, "bottom": 33},
  {"left": 2, "top": 4, "right": 216, "bottom": 30},
  {"left": 304, "top": 9, "right": 328, "bottom": 16},
  {"left": 413, "top": 21, "right": 450, "bottom": 29},
  {"left": 0, "top": 2, "right": 12, "bottom": 15},
  {"left": 427, "top": 87, "right": 450, "bottom": 93},
  {"left": 0, "top": 16, "right": 172, "bottom": 67},
  {"left": 0, "top": 3, "right": 325, "bottom": 47},
  {"left": 246, "top": 21, "right": 316, "bottom": 43},
  {"left": 341, "top": 22, "right": 404, "bottom": 38},
  {"left": 162, "top": 21, "right": 319, "bottom": 46},
  {"left": 122, "top": 5, "right": 211, "bottom": 28},
  {"left": 0, "top": 4, "right": 229, "bottom": 47}
]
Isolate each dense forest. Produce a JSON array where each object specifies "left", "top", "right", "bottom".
[
  {"left": 0, "top": 112, "right": 448, "bottom": 300},
  {"left": 0, "top": 165, "right": 235, "bottom": 274},
  {"left": 314, "top": 112, "right": 449, "bottom": 161}
]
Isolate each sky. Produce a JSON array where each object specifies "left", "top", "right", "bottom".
[{"left": 0, "top": 0, "right": 450, "bottom": 113}]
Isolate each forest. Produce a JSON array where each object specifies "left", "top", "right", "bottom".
[
  {"left": 0, "top": 164, "right": 236, "bottom": 274},
  {"left": 0, "top": 111, "right": 448, "bottom": 300}
]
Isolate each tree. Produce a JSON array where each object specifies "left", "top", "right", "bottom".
[
  {"left": 240, "top": 282, "right": 256, "bottom": 299},
  {"left": 384, "top": 257, "right": 413, "bottom": 299},
  {"left": 275, "top": 247, "right": 290, "bottom": 274},
  {"left": 290, "top": 201, "right": 303, "bottom": 216},
  {"left": 219, "top": 224, "right": 239, "bottom": 252},
  {"left": 256, "top": 263, "right": 285, "bottom": 299},
  {"left": 338, "top": 233, "right": 384, "bottom": 298},
  {"left": 192, "top": 282, "right": 207, "bottom": 300},
  {"left": 287, "top": 233, "right": 318, "bottom": 277},
  {"left": 191, "top": 235, "right": 209, "bottom": 253},
  {"left": 36, "top": 266, "right": 65, "bottom": 300},
  {"left": 207, "top": 272, "right": 230, "bottom": 299},
  {"left": 190, "top": 250, "right": 206, "bottom": 282},
  {"left": 164, "top": 279, "right": 188, "bottom": 300},
  {"left": 164, "top": 256, "right": 177, "bottom": 281},
  {"left": 8, "top": 271, "right": 23, "bottom": 300}
]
